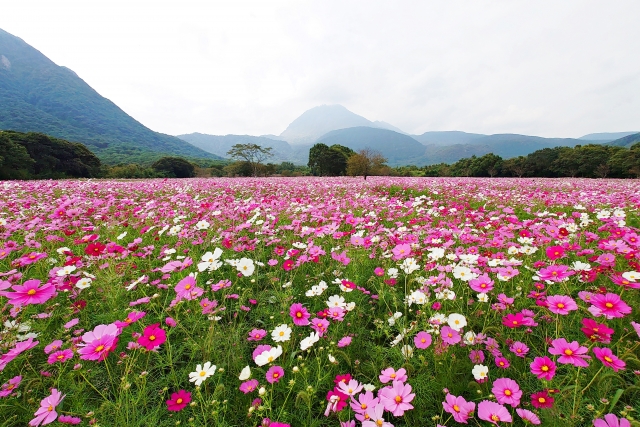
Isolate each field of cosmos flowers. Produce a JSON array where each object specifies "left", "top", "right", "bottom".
[{"left": 0, "top": 177, "right": 639, "bottom": 427}]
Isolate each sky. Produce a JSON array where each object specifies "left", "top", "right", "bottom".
[{"left": 1, "top": 0, "right": 639, "bottom": 138}]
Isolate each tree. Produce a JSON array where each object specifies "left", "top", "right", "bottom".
[
  {"left": 226, "top": 144, "right": 273, "bottom": 177},
  {"left": 346, "top": 148, "right": 388, "bottom": 179},
  {"left": 151, "top": 157, "right": 196, "bottom": 178},
  {"left": 308, "top": 143, "right": 354, "bottom": 176}
]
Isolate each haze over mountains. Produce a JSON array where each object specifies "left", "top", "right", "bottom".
[
  {"left": 1, "top": 27, "right": 638, "bottom": 167},
  {"left": 179, "top": 104, "right": 639, "bottom": 166}
]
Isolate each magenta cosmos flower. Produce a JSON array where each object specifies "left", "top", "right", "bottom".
[
  {"left": 581, "top": 318, "right": 614, "bottom": 343},
  {"left": 469, "top": 274, "right": 495, "bottom": 293},
  {"left": 546, "top": 295, "right": 578, "bottom": 315},
  {"left": 4, "top": 279, "right": 56, "bottom": 307},
  {"left": 289, "top": 303, "right": 310, "bottom": 326},
  {"left": 0, "top": 337, "right": 39, "bottom": 371},
  {"left": 537, "top": 265, "right": 574, "bottom": 282},
  {"left": 0, "top": 375, "right": 22, "bottom": 397},
  {"left": 266, "top": 365, "right": 284, "bottom": 384},
  {"left": 477, "top": 400, "right": 512, "bottom": 424},
  {"left": 166, "top": 389, "right": 191, "bottom": 411},
  {"left": 589, "top": 293, "right": 632, "bottom": 319},
  {"left": 548, "top": 338, "right": 590, "bottom": 367},
  {"left": 77, "top": 323, "right": 120, "bottom": 362},
  {"left": 530, "top": 356, "right": 556, "bottom": 381},
  {"left": 442, "top": 393, "right": 476, "bottom": 424},
  {"left": 47, "top": 349, "right": 73, "bottom": 365},
  {"left": 545, "top": 245, "right": 565, "bottom": 260},
  {"left": 174, "top": 275, "right": 202, "bottom": 300},
  {"left": 491, "top": 378, "right": 522, "bottom": 407},
  {"left": 592, "top": 413, "right": 631, "bottom": 427},
  {"left": 239, "top": 379, "right": 259, "bottom": 394},
  {"left": 593, "top": 347, "right": 626, "bottom": 372},
  {"left": 378, "top": 380, "right": 415, "bottom": 416},
  {"left": 350, "top": 390, "right": 379, "bottom": 422},
  {"left": 29, "top": 388, "right": 65, "bottom": 426},
  {"left": 441, "top": 326, "right": 461, "bottom": 345},
  {"left": 138, "top": 323, "right": 166, "bottom": 350},
  {"left": 248, "top": 328, "right": 267, "bottom": 341}
]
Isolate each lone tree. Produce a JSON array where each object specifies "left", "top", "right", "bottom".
[
  {"left": 308, "top": 143, "right": 354, "bottom": 176},
  {"left": 346, "top": 148, "right": 387, "bottom": 179},
  {"left": 226, "top": 143, "right": 273, "bottom": 177}
]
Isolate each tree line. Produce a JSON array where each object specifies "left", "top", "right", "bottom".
[{"left": 408, "top": 143, "right": 640, "bottom": 178}]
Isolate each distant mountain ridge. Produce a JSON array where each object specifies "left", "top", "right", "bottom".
[
  {"left": 579, "top": 132, "right": 639, "bottom": 142},
  {"left": 0, "top": 28, "right": 220, "bottom": 164}
]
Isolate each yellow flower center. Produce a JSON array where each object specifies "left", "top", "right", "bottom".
[
  {"left": 27, "top": 289, "right": 37, "bottom": 295},
  {"left": 605, "top": 302, "right": 613, "bottom": 308},
  {"left": 491, "top": 415, "right": 500, "bottom": 422},
  {"left": 453, "top": 404, "right": 460, "bottom": 412},
  {"left": 395, "top": 396, "right": 402, "bottom": 403},
  {"left": 505, "top": 389, "right": 512, "bottom": 396},
  {"left": 564, "top": 349, "right": 573, "bottom": 356},
  {"left": 273, "top": 373, "right": 279, "bottom": 378},
  {"left": 95, "top": 345, "right": 105, "bottom": 352},
  {"left": 604, "top": 356, "right": 613, "bottom": 363},
  {"left": 149, "top": 335, "right": 156, "bottom": 341},
  {"left": 199, "top": 371, "right": 206, "bottom": 377},
  {"left": 542, "top": 366, "right": 549, "bottom": 371},
  {"left": 47, "top": 405, "right": 53, "bottom": 412},
  {"left": 176, "top": 398, "right": 183, "bottom": 404},
  {"left": 557, "top": 303, "right": 565, "bottom": 308},
  {"left": 538, "top": 397, "right": 546, "bottom": 403},
  {"left": 184, "top": 284, "right": 191, "bottom": 290}
]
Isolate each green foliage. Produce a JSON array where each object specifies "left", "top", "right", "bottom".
[
  {"left": 151, "top": 156, "right": 196, "bottom": 178},
  {"left": 226, "top": 143, "right": 273, "bottom": 177},
  {"left": 0, "top": 130, "right": 101, "bottom": 179},
  {"left": 308, "top": 143, "right": 354, "bottom": 176}
]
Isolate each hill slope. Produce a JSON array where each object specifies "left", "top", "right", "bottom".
[
  {"left": 606, "top": 132, "right": 640, "bottom": 148},
  {"left": 177, "top": 134, "right": 293, "bottom": 163},
  {"left": 579, "top": 132, "right": 639, "bottom": 142},
  {"left": 412, "top": 131, "right": 487, "bottom": 145},
  {"left": 0, "top": 28, "right": 220, "bottom": 164}
]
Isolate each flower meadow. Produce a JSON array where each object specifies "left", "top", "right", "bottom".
[{"left": 0, "top": 177, "right": 639, "bottom": 427}]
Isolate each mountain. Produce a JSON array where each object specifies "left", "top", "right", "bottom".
[
  {"left": 278, "top": 104, "right": 405, "bottom": 144},
  {"left": 412, "top": 131, "right": 487, "bottom": 145},
  {"left": 579, "top": 132, "right": 639, "bottom": 142},
  {"left": 177, "top": 133, "right": 293, "bottom": 163},
  {"left": 314, "top": 127, "right": 425, "bottom": 166},
  {"left": 606, "top": 132, "right": 640, "bottom": 148},
  {"left": 419, "top": 134, "right": 600, "bottom": 165},
  {"left": 0, "top": 28, "right": 220, "bottom": 164}
]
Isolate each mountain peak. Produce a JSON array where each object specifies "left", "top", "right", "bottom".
[{"left": 279, "top": 105, "right": 372, "bottom": 144}]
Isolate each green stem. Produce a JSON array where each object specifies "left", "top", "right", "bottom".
[{"left": 581, "top": 365, "right": 604, "bottom": 394}]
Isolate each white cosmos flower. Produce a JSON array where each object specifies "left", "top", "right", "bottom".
[
  {"left": 472, "top": 364, "right": 489, "bottom": 381},
  {"left": 300, "top": 332, "right": 320, "bottom": 351},
  {"left": 195, "top": 220, "right": 210, "bottom": 230},
  {"left": 56, "top": 265, "right": 76, "bottom": 277},
  {"left": 254, "top": 346, "right": 283, "bottom": 366},
  {"left": 76, "top": 277, "right": 92, "bottom": 290},
  {"left": 117, "top": 231, "right": 128, "bottom": 240},
  {"left": 326, "top": 295, "right": 346, "bottom": 309},
  {"left": 198, "top": 248, "right": 223, "bottom": 272},
  {"left": 452, "top": 265, "right": 477, "bottom": 282},
  {"left": 189, "top": 361, "right": 216, "bottom": 386},
  {"left": 238, "top": 365, "right": 251, "bottom": 381},
  {"left": 407, "top": 290, "right": 427, "bottom": 306},
  {"left": 622, "top": 271, "right": 640, "bottom": 282},
  {"left": 271, "top": 324, "right": 292, "bottom": 342},
  {"left": 400, "top": 257, "right": 420, "bottom": 274},
  {"left": 447, "top": 313, "right": 467, "bottom": 331},
  {"left": 236, "top": 258, "right": 255, "bottom": 276},
  {"left": 56, "top": 246, "right": 71, "bottom": 255}
]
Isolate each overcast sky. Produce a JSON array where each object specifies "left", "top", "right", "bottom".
[{"left": 2, "top": 0, "right": 639, "bottom": 138}]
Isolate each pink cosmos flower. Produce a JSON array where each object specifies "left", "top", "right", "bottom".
[
  {"left": 362, "top": 403, "right": 393, "bottom": 427},
  {"left": 548, "top": 338, "right": 590, "bottom": 367},
  {"left": 0, "top": 337, "right": 39, "bottom": 371},
  {"left": 632, "top": 321, "right": 640, "bottom": 338},
  {"left": 174, "top": 275, "right": 202, "bottom": 300},
  {"left": 0, "top": 375, "right": 22, "bottom": 397},
  {"left": 378, "top": 380, "right": 415, "bottom": 416},
  {"left": 47, "top": 349, "right": 73, "bottom": 365},
  {"left": 248, "top": 329, "right": 267, "bottom": 341},
  {"left": 502, "top": 312, "right": 525, "bottom": 328},
  {"left": 509, "top": 341, "right": 529, "bottom": 358},
  {"left": 166, "top": 389, "right": 191, "bottom": 411},
  {"left": 441, "top": 326, "right": 461, "bottom": 345},
  {"left": 311, "top": 318, "right": 330, "bottom": 336},
  {"left": 44, "top": 340, "right": 63, "bottom": 355},
  {"left": 138, "top": 323, "right": 166, "bottom": 350},
  {"left": 338, "top": 379, "right": 363, "bottom": 397},
  {"left": 266, "top": 365, "right": 284, "bottom": 383},
  {"left": 350, "top": 390, "right": 379, "bottom": 422},
  {"left": 469, "top": 349, "right": 485, "bottom": 364},
  {"left": 325, "top": 388, "right": 349, "bottom": 415},
  {"left": 495, "top": 357, "right": 510, "bottom": 369},
  {"left": 477, "top": 400, "right": 512, "bottom": 425},
  {"left": 114, "top": 311, "right": 146, "bottom": 328},
  {"left": 4, "top": 279, "right": 56, "bottom": 307},
  {"left": 379, "top": 367, "right": 407, "bottom": 383},
  {"left": 289, "top": 303, "right": 310, "bottom": 326},
  {"left": 165, "top": 317, "right": 177, "bottom": 327},
  {"left": 593, "top": 347, "right": 626, "bottom": 372},
  {"left": 77, "top": 323, "right": 120, "bottom": 362},
  {"left": 57, "top": 415, "right": 82, "bottom": 424},
  {"left": 442, "top": 393, "right": 476, "bottom": 424},
  {"left": 589, "top": 293, "right": 632, "bottom": 319},
  {"left": 491, "top": 377, "right": 522, "bottom": 407},
  {"left": 337, "top": 336, "right": 352, "bottom": 347},
  {"left": 546, "top": 295, "right": 578, "bottom": 315},
  {"left": 531, "top": 391, "right": 554, "bottom": 408},
  {"left": 29, "top": 388, "right": 64, "bottom": 426},
  {"left": 392, "top": 243, "right": 411, "bottom": 260},
  {"left": 469, "top": 274, "right": 494, "bottom": 293},
  {"left": 537, "top": 265, "right": 574, "bottom": 282},
  {"left": 414, "top": 331, "right": 432, "bottom": 349},
  {"left": 530, "top": 356, "right": 556, "bottom": 381},
  {"left": 592, "top": 414, "right": 631, "bottom": 427},
  {"left": 239, "top": 379, "right": 259, "bottom": 394},
  {"left": 516, "top": 408, "right": 541, "bottom": 425}
]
